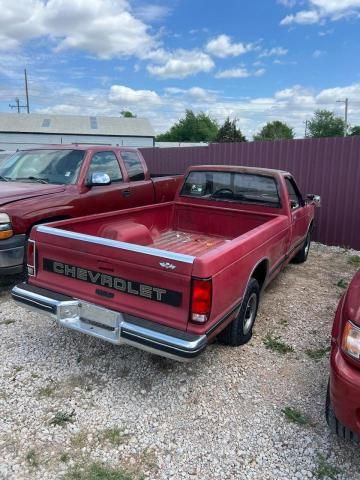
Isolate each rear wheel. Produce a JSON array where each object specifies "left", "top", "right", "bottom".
[
  {"left": 292, "top": 231, "right": 311, "bottom": 264},
  {"left": 218, "top": 278, "right": 260, "bottom": 346},
  {"left": 326, "top": 381, "right": 360, "bottom": 443}
]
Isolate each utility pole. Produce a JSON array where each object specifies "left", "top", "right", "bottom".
[
  {"left": 304, "top": 120, "right": 309, "bottom": 137},
  {"left": 9, "top": 97, "right": 27, "bottom": 113},
  {"left": 336, "top": 98, "right": 348, "bottom": 136},
  {"left": 24, "top": 69, "right": 30, "bottom": 113}
]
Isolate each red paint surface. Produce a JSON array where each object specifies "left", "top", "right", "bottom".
[
  {"left": 330, "top": 270, "right": 360, "bottom": 435},
  {"left": 1, "top": 145, "right": 182, "bottom": 236},
  {"left": 29, "top": 165, "right": 315, "bottom": 339},
  {"left": 141, "top": 136, "right": 360, "bottom": 249}
]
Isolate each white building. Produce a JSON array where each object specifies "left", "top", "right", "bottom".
[{"left": 0, "top": 113, "right": 155, "bottom": 151}]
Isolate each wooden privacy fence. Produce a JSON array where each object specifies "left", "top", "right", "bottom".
[{"left": 141, "top": 136, "right": 360, "bottom": 250}]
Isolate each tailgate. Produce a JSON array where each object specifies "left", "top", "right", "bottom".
[{"left": 31, "top": 225, "right": 194, "bottom": 331}]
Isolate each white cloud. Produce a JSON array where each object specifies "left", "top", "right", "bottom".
[
  {"left": 281, "top": 0, "right": 360, "bottom": 25},
  {"left": 312, "top": 49, "right": 326, "bottom": 57},
  {"left": 259, "top": 47, "right": 288, "bottom": 57},
  {"left": 0, "top": 0, "right": 158, "bottom": 58},
  {"left": 109, "top": 85, "right": 161, "bottom": 105},
  {"left": 134, "top": 4, "right": 171, "bottom": 22},
  {"left": 281, "top": 10, "right": 321, "bottom": 25},
  {"left": 277, "top": 0, "right": 297, "bottom": 6},
  {"left": 215, "top": 67, "right": 265, "bottom": 79},
  {"left": 147, "top": 50, "right": 214, "bottom": 79},
  {"left": 206, "top": 34, "right": 253, "bottom": 58}
]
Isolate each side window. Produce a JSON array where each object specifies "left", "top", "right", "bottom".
[
  {"left": 285, "top": 177, "right": 302, "bottom": 209},
  {"left": 121, "top": 152, "right": 145, "bottom": 181},
  {"left": 88, "top": 151, "right": 122, "bottom": 183}
]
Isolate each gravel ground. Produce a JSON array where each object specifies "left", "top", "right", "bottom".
[{"left": 0, "top": 243, "right": 360, "bottom": 480}]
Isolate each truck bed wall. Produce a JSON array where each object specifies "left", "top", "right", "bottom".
[{"left": 53, "top": 202, "right": 275, "bottom": 245}]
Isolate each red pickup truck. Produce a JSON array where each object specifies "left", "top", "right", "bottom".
[
  {"left": 12, "top": 165, "right": 320, "bottom": 360},
  {"left": 0, "top": 146, "right": 181, "bottom": 275},
  {"left": 326, "top": 269, "right": 360, "bottom": 442}
]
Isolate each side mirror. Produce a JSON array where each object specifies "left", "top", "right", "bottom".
[
  {"left": 87, "top": 172, "right": 111, "bottom": 186},
  {"left": 307, "top": 194, "right": 321, "bottom": 207}
]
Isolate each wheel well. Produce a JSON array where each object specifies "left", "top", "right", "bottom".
[
  {"left": 26, "top": 216, "right": 71, "bottom": 236},
  {"left": 251, "top": 260, "right": 268, "bottom": 290}
]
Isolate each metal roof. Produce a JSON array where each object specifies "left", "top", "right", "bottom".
[{"left": 0, "top": 113, "right": 155, "bottom": 137}]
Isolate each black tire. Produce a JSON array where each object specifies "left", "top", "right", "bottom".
[
  {"left": 218, "top": 278, "right": 260, "bottom": 346},
  {"left": 326, "top": 381, "right": 360, "bottom": 443},
  {"left": 292, "top": 231, "right": 311, "bottom": 264}
]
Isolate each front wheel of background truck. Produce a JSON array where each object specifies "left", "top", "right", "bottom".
[
  {"left": 326, "top": 381, "right": 360, "bottom": 443},
  {"left": 292, "top": 231, "right": 311, "bottom": 264},
  {"left": 218, "top": 278, "right": 260, "bottom": 347}
]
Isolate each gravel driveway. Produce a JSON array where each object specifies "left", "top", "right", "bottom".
[{"left": 0, "top": 244, "right": 359, "bottom": 480}]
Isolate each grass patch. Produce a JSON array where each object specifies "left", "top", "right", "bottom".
[
  {"left": 0, "top": 319, "right": 15, "bottom": 325},
  {"left": 349, "top": 255, "right": 360, "bottom": 267},
  {"left": 282, "top": 407, "right": 308, "bottom": 425},
  {"left": 25, "top": 449, "right": 39, "bottom": 468},
  {"left": 263, "top": 334, "right": 294, "bottom": 354},
  {"left": 71, "top": 431, "right": 88, "bottom": 449},
  {"left": 49, "top": 410, "right": 76, "bottom": 427},
  {"left": 38, "top": 384, "right": 56, "bottom": 398},
  {"left": 314, "top": 454, "right": 342, "bottom": 479},
  {"left": 100, "top": 427, "right": 130, "bottom": 447},
  {"left": 60, "top": 452, "right": 70, "bottom": 463},
  {"left": 306, "top": 346, "right": 331, "bottom": 361},
  {"left": 65, "top": 462, "right": 137, "bottom": 480},
  {"left": 336, "top": 279, "right": 348, "bottom": 289}
]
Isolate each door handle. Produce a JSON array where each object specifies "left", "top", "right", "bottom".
[{"left": 122, "top": 189, "right": 131, "bottom": 197}]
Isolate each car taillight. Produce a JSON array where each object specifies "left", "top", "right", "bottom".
[
  {"left": 27, "top": 240, "right": 37, "bottom": 277},
  {"left": 342, "top": 320, "right": 360, "bottom": 360},
  {"left": 190, "top": 278, "right": 212, "bottom": 323}
]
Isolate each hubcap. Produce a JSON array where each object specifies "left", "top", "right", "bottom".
[
  {"left": 243, "top": 292, "right": 257, "bottom": 335},
  {"left": 304, "top": 234, "right": 310, "bottom": 256}
]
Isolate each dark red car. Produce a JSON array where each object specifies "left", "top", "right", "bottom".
[{"left": 326, "top": 269, "right": 360, "bottom": 442}]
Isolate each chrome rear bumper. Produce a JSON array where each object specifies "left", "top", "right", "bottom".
[{"left": 11, "top": 283, "right": 207, "bottom": 361}]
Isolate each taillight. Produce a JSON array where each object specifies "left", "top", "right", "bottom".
[
  {"left": 342, "top": 320, "right": 360, "bottom": 360},
  {"left": 27, "top": 240, "right": 36, "bottom": 277},
  {"left": 190, "top": 278, "right": 212, "bottom": 323}
]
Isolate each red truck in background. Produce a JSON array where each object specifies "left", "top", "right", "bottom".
[
  {"left": 12, "top": 165, "right": 320, "bottom": 361},
  {"left": 326, "top": 269, "right": 360, "bottom": 442},
  {"left": 0, "top": 146, "right": 182, "bottom": 275}
]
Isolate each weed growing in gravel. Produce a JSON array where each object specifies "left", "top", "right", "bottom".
[
  {"left": 0, "top": 319, "right": 15, "bottom": 325},
  {"left": 314, "top": 454, "right": 342, "bottom": 479},
  {"left": 38, "top": 385, "right": 56, "bottom": 398},
  {"left": 306, "top": 346, "right": 331, "bottom": 361},
  {"left": 60, "top": 453, "right": 70, "bottom": 463},
  {"left": 49, "top": 410, "right": 76, "bottom": 427},
  {"left": 25, "top": 449, "right": 39, "bottom": 468},
  {"left": 336, "top": 279, "right": 348, "bottom": 289},
  {"left": 282, "top": 407, "right": 308, "bottom": 425},
  {"left": 263, "top": 334, "right": 294, "bottom": 354},
  {"left": 100, "top": 427, "right": 130, "bottom": 446},
  {"left": 65, "top": 462, "right": 137, "bottom": 480},
  {"left": 71, "top": 431, "right": 88, "bottom": 449},
  {"left": 349, "top": 255, "right": 360, "bottom": 267}
]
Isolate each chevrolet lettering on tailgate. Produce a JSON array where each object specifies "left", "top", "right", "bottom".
[{"left": 43, "top": 259, "right": 182, "bottom": 307}]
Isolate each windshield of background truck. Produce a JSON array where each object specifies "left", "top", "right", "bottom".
[
  {"left": 0, "top": 149, "right": 85, "bottom": 185},
  {"left": 180, "top": 171, "right": 281, "bottom": 207}
]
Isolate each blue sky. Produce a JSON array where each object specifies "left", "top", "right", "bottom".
[{"left": 0, "top": 0, "right": 360, "bottom": 138}]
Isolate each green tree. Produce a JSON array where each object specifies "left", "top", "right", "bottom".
[
  {"left": 121, "top": 111, "right": 136, "bottom": 117},
  {"left": 156, "top": 110, "right": 218, "bottom": 142},
  {"left": 307, "top": 110, "right": 345, "bottom": 138},
  {"left": 349, "top": 125, "right": 360, "bottom": 136},
  {"left": 215, "top": 117, "right": 246, "bottom": 143},
  {"left": 254, "top": 121, "right": 294, "bottom": 141}
]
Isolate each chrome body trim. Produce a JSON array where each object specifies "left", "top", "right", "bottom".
[
  {"left": 36, "top": 225, "right": 195, "bottom": 265},
  {"left": 12, "top": 284, "right": 207, "bottom": 362}
]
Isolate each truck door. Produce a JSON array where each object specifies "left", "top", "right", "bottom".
[
  {"left": 285, "top": 176, "right": 309, "bottom": 254},
  {"left": 120, "top": 150, "right": 155, "bottom": 207},
  {"left": 80, "top": 151, "right": 132, "bottom": 215}
]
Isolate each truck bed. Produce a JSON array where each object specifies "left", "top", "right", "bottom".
[{"left": 49, "top": 202, "right": 276, "bottom": 259}]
